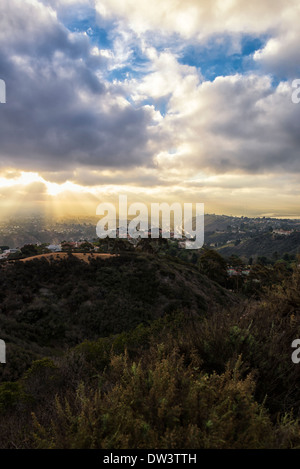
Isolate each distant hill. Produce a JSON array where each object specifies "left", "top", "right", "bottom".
[
  {"left": 204, "top": 214, "right": 239, "bottom": 231},
  {"left": 218, "top": 231, "right": 300, "bottom": 258}
]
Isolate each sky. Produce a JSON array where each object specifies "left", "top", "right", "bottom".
[{"left": 0, "top": 0, "right": 300, "bottom": 219}]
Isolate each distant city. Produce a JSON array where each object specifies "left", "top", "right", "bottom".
[{"left": 1, "top": 214, "right": 300, "bottom": 262}]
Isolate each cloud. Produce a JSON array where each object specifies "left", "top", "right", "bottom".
[
  {"left": 152, "top": 73, "right": 300, "bottom": 175},
  {"left": 95, "top": 0, "right": 296, "bottom": 39},
  {"left": 0, "top": 0, "right": 300, "bottom": 219},
  {"left": 96, "top": 0, "right": 300, "bottom": 80},
  {"left": 254, "top": 31, "right": 300, "bottom": 78},
  {"left": 0, "top": 0, "right": 159, "bottom": 174}
]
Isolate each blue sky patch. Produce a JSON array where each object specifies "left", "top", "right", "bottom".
[{"left": 178, "top": 34, "right": 268, "bottom": 80}]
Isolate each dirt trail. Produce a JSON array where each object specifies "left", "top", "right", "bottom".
[{"left": 17, "top": 252, "right": 118, "bottom": 263}]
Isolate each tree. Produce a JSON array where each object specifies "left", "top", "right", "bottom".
[
  {"left": 198, "top": 248, "right": 228, "bottom": 285},
  {"left": 257, "top": 256, "right": 268, "bottom": 266},
  {"left": 272, "top": 251, "right": 279, "bottom": 261},
  {"left": 78, "top": 242, "right": 94, "bottom": 252},
  {"left": 228, "top": 255, "right": 244, "bottom": 267},
  {"left": 20, "top": 244, "right": 39, "bottom": 257}
]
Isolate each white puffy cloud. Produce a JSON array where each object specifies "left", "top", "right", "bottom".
[
  {"left": 254, "top": 30, "right": 300, "bottom": 78},
  {"left": 95, "top": 0, "right": 297, "bottom": 39},
  {"left": 153, "top": 73, "right": 300, "bottom": 175},
  {"left": 96, "top": 0, "right": 300, "bottom": 81}
]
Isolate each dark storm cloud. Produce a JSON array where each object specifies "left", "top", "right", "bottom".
[
  {"left": 170, "top": 74, "right": 300, "bottom": 176},
  {"left": 0, "top": 0, "right": 155, "bottom": 173}
]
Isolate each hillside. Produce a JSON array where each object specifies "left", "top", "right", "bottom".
[
  {"left": 218, "top": 231, "right": 300, "bottom": 258},
  {"left": 0, "top": 252, "right": 233, "bottom": 382},
  {"left": 1, "top": 251, "right": 300, "bottom": 448}
]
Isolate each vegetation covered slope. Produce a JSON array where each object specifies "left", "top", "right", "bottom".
[
  {"left": 0, "top": 252, "right": 231, "bottom": 382},
  {"left": 1, "top": 252, "right": 300, "bottom": 449},
  {"left": 218, "top": 231, "right": 300, "bottom": 258}
]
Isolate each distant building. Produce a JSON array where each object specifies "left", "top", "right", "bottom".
[
  {"left": 241, "top": 269, "right": 250, "bottom": 276},
  {"left": 227, "top": 268, "right": 238, "bottom": 276},
  {"left": 47, "top": 244, "right": 62, "bottom": 252},
  {"left": 273, "top": 229, "right": 293, "bottom": 236},
  {"left": 0, "top": 248, "right": 20, "bottom": 260},
  {"left": 227, "top": 267, "right": 250, "bottom": 276}
]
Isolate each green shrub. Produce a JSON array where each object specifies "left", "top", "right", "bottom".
[{"left": 32, "top": 352, "right": 278, "bottom": 449}]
